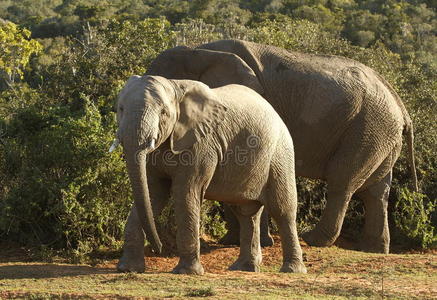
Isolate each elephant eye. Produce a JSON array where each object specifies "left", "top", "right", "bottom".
[{"left": 119, "top": 106, "right": 124, "bottom": 113}]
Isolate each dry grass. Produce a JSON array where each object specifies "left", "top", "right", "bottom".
[{"left": 0, "top": 238, "right": 435, "bottom": 299}]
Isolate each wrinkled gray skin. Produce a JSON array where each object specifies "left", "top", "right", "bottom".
[
  {"left": 119, "top": 40, "right": 418, "bottom": 272},
  {"left": 115, "top": 75, "right": 306, "bottom": 274}
]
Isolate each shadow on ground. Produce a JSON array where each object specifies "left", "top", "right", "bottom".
[{"left": 0, "top": 264, "right": 114, "bottom": 280}]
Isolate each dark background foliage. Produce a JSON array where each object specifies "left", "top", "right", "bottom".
[{"left": 0, "top": 0, "right": 435, "bottom": 258}]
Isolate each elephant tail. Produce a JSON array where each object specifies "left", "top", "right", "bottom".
[{"left": 404, "top": 122, "right": 419, "bottom": 192}]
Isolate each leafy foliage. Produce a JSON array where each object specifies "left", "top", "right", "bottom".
[
  {"left": 394, "top": 188, "right": 436, "bottom": 248},
  {"left": 0, "top": 21, "right": 42, "bottom": 86},
  {"left": 0, "top": 93, "right": 130, "bottom": 251},
  {"left": 41, "top": 18, "right": 174, "bottom": 106},
  {"left": 0, "top": 17, "right": 175, "bottom": 254}
]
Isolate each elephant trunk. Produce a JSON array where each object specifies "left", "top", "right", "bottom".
[{"left": 125, "top": 149, "right": 162, "bottom": 254}]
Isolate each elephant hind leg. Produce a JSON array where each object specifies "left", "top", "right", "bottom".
[
  {"left": 354, "top": 143, "right": 400, "bottom": 253},
  {"left": 356, "top": 171, "right": 392, "bottom": 254},
  {"left": 265, "top": 157, "right": 306, "bottom": 273},
  {"left": 228, "top": 202, "right": 263, "bottom": 272},
  {"left": 303, "top": 118, "right": 397, "bottom": 248},
  {"left": 302, "top": 189, "right": 353, "bottom": 247}
]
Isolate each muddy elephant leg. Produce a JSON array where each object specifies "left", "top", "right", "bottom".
[
  {"left": 117, "top": 177, "right": 171, "bottom": 273},
  {"left": 356, "top": 171, "right": 392, "bottom": 254},
  {"left": 228, "top": 202, "right": 263, "bottom": 272},
  {"left": 221, "top": 205, "right": 273, "bottom": 247}
]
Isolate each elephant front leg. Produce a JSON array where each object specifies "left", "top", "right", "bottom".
[
  {"left": 117, "top": 176, "right": 170, "bottom": 273},
  {"left": 229, "top": 202, "right": 263, "bottom": 272},
  {"left": 117, "top": 204, "right": 146, "bottom": 273},
  {"left": 172, "top": 182, "right": 204, "bottom": 275}
]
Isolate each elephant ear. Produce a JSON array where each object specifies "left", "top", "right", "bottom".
[
  {"left": 170, "top": 82, "right": 227, "bottom": 153},
  {"left": 193, "top": 49, "right": 264, "bottom": 95},
  {"left": 147, "top": 47, "right": 264, "bottom": 95}
]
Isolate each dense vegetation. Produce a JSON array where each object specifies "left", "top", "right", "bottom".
[{"left": 0, "top": 0, "right": 435, "bottom": 259}]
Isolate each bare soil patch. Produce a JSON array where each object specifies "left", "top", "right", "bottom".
[{"left": 0, "top": 237, "right": 435, "bottom": 299}]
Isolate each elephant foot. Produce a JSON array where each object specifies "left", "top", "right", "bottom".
[
  {"left": 172, "top": 259, "right": 204, "bottom": 275},
  {"left": 117, "top": 249, "right": 145, "bottom": 273},
  {"left": 302, "top": 228, "right": 337, "bottom": 247},
  {"left": 359, "top": 235, "right": 389, "bottom": 254},
  {"left": 280, "top": 261, "right": 307, "bottom": 274},
  {"left": 260, "top": 234, "right": 274, "bottom": 247},
  {"left": 229, "top": 256, "right": 261, "bottom": 272}
]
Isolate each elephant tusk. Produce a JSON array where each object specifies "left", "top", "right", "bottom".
[
  {"left": 147, "top": 138, "right": 156, "bottom": 151},
  {"left": 109, "top": 138, "right": 120, "bottom": 153}
]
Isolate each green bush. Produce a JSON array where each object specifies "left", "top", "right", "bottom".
[
  {"left": 0, "top": 17, "right": 178, "bottom": 256},
  {"left": 39, "top": 18, "right": 175, "bottom": 106},
  {"left": 201, "top": 201, "right": 227, "bottom": 239},
  {"left": 0, "top": 92, "right": 129, "bottom": 253},
  {"left": 393, "top": 188, "right": 436, "bottom": 249}
]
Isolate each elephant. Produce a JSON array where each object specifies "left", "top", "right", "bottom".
[
  {"left": 112, "top": 75, "right": 307, "bottom": 274},
  {"left": 116, "top": 39, "right": 418, "bottom": 258}
]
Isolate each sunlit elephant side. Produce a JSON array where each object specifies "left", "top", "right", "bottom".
[{"left": 113, "top": 75, "right": 306, "bottom": 274}]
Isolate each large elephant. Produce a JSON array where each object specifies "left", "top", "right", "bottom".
[
  {"left": 118, "top": 39, "right": 417, "bottom": 257},
  {"left": 113, "top": 75, "right": 306, "bottom": 274}
]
